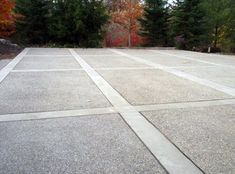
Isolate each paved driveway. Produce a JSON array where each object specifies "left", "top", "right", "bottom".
[{"left": 0, "top": 48, "right": 235, "bottom": 174}]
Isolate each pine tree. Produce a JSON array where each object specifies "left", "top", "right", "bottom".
[
  {"left": 229, "top": 1, "right": 235, "bottom": 52},
  {"left": 201, "top": 0, "right": 235, "bottom": 50},
  {"left": 77, "top": 0, "right": 109, "bottom": 47},
  {"left": 139, "top": 0, "right": 168, "bottom": 46},
  {"left": 48, "top": 0, "right": 78, "bottom": 44},
  {"left": 170, "top": 0, "right": 206, "bottom": 50},
  {"left": 49, "top": 0, "right": 109, "bottom": 47},
  {"left": 15, "top": 0, "right": 51, "bottom": 44},
  {"left": 15, "top": 0, "right": 108, "bottom": 47}
]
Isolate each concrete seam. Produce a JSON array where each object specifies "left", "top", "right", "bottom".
[
  {"left": 109, "top": 49, "right": 235, "bottom": 96},
  {"left": 0, "top": 48, "right": 29, "bottom": 83},
  {"left": 69, "top": 48, "right": 204, "bottom": 174}
]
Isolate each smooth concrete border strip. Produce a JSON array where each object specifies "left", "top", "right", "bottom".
[
  {"left": 176, "top": 49, "right": 235, "bottom": 58},
  {"left": 11, "top": 67, "right": 152, "bottom": 72},
  {"left": 11, "top": 68, "right": 84, "bottom": 73},
  {"left": 69, "top": 49, "right": 203, "bottom": 174},
  {"left": 1, "top": 98, "right": 235, "bottom": 122},
  {"left": 10, "top": 66, "right": 215, "bottom": 72},
  {"left": 24, "top": 55, "right": 72, "bottom": 57},
  {"left": 80, "top": 54, "right": 120, "bottom": 57},
  {"left": 135, "top": 98, "right": 235, "bottom": 112},
  {"left": 167, "top": 65, "right": 215, "bottom": 69},
  {"left": 110, "top": 49, "right": 235, "bottom": 96},
  {"left": 0, "top": 107, "right": 117, "bottom": 122},
  {"left": 70, "top": 49, "right": 130, "bottom": 107},
  {"left": 0, "top": 48, "right": 29, "bottom": 83},
  {"left": 150, "top": 50, "right": 235, "bottom": 68},
  {"left": 96, "top": 66, "right": 215, "bottom": 71},
  {"left": 95, "top": 67, "right": 156, "bottom": 71}
]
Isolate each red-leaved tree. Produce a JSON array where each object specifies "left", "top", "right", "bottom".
[
  {"left": 0, "top": 0, "right": 16, "bottom": 38},
  {"left": 105, "top": 0, "right": 144, "bottom": 47}
]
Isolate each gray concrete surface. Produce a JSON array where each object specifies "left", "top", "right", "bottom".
[
  {"left": 81, "top": 55, "right": 150, "bottom": 68},
  {"left": 0, "top": 48, "right": 235, "bottom": 174},
  {"left": 161, "top": 49, "right": 235, "bottom": 66},
  {"left": 142, "top": 105, "right": 235, "bottom": 174},
  {"left": 0, "top": 71, "right": 111, "bottom": 114},
  {"left": 116, "top": 51, "right": 210, "bottom": 67},
  {"left": 27, "top": 48, "right": 70, "bottom": 55},
  {"left": 137, "top": 54, "right": 209, "bottom": 67},
  {"left": 15, "top": 55, "right": 81, "bottom": 70},
  {"left": 99, "top": 69, "right": 232, "bottom": 105},
  {"left": 70, "top": 49, "right": 204, "bottom": 174},
  {"left": 0, "top": 59, "right": 11, "bottom": 70},
  {"left": 0, "top": 114, "right": 166, "bottom": 174},
  {"left": 75, "top": 48, "right": 114, "bottom": 55},
  {"left": 176, "top": 66, "right": 235, "bottom": 88}
]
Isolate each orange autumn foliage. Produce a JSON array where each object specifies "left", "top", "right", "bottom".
[
  {"left": 106, "top": 0, "right": 144, "bottom": 47},
  {"left": 0, "top": 0, "right": 16, "bottom": 38},
  {"left": 112, "top": 0, "right": 143, "bottom": 34}
]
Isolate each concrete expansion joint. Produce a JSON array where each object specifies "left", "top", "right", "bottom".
[
  {"left": 69, "top": 48, "right": 204, "bottom": 174},
  {"left": 1, "top": 98, "right": 235, "bottom": 122},
  {"left": 0, "top": 48, "right": 29, "bottom": 83},
  {"left": 11, "top": 68, "right": 84, "bottom": 73},
  {"left": 149, "top": 50, "right": 235, "bottom": 68},
  {"left": 24, "top": 54, "right": 72, "bottom": 57},
  {"left": 109, "top": 49, "right": 235, "bottom": 97},
  {"left": 1, "top": 48, "right": 234, "bottom": 174}
]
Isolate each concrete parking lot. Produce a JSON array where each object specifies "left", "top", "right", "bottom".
[{"left": 0, "top": 48, "right": 234, "bottom": 174}]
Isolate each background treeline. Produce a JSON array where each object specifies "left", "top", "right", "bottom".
[
  {"left": 168, "top": 0, "right": 235, "bottom": 52},
  {"left": 0, "top": 0, "right": 235, "bottom": 52},
  {"left": 14, "top": 0, "right": 109, "bottom": 47}
]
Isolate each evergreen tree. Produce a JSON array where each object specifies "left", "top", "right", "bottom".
[
  {"left": 77, "top": 0, "right": 109, "bottom": 47},
  {"left": 15, "top": 0, "right": 108, "bottom": 47},
  {"left": 48, "top": 0, "right": 78, "bottom": 44},
  {"left": 15, "top": 0, "right": 51, "bottom": 44},
  {"left": 139, "top": 0, "right": 168, "bottom": 46},
  {"left": 49, "top": 0, "right": 109, "bottom": 47},
  {"left": 170, "top": 0, "right": 206, "bottom": 50},
  {"left": 201, "top": 0, "right": 235, "bottom": 50},
  {"left": 229, "top": 1, "right": 235, "bottom": 52}
]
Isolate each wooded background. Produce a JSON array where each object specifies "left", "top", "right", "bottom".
[{"left": 0, "top": 0, "right": 235, "bottom": 52}]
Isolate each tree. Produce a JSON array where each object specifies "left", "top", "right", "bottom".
[
  {"left": 139, "top": 0, "right": 168, "bottom": 46},
  {"left": 106, "top": 0, "right": 125, "bottom": 11},
  {"left": 110, "top": 0, "right": 143, "bottom": 47},
  {"left": 41, "top": 0, "right": 109, "bottom": 47},
  {"left": 15, "top": 0, "right": 51, "bottom": 44},
  {"left": 201, "top": 0, "right": 235, "bottom": 50},
  {"left": 170, "top": 0, "right": 206, "bottom": 50},
  {"left": 15, "top": 0, "right": 108, "bottom": 47},
  {"left": 0, "top": 0, "right": 16, "bottom": 38},
  {"left": 227, "top": 2, "right": 235, "bottom": 52}
]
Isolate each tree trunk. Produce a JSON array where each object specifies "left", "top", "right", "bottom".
[
  {"left": 128, "top": 2, "right": 131, "bottom": 47},
  {"left": 128, "top": 19, "right": 131, "bottom": 47},
  {"left": 128, "top": 32, "right": 131, "bottom": 47},
  {"left": 214, "top": 25, "right": 218, "bottom": 48}
]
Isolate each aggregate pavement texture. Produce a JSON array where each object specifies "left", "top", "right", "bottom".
[
  {"left": 0, "top": 59, "right": 11, "bottom": 70},
  {"left": 0, "top": 48, "right": 235, "bottom": 174}
]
